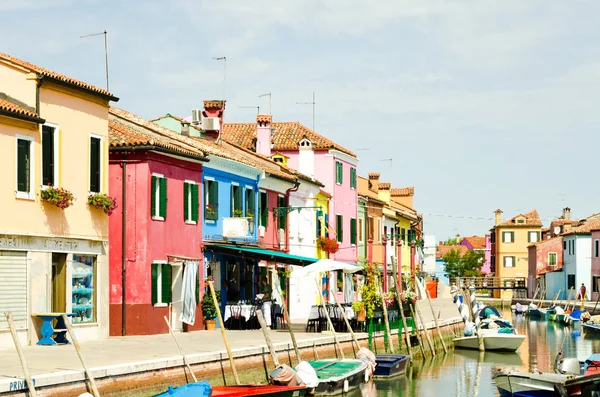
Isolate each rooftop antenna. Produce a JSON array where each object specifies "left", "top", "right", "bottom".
[
  {"left": 212, "top": 56, "right": 226, "bottom": 144},
  {"left": 297, "top": 92, "right": 315, "bottom": 132},
  {"left": 356, "top": 148, "right": 370, "bottom": 151},
  {"left": 239, "top": 105, "right": 260, "bottom": 114},
  {"left": 380, "top": 158, "right": 393, "bottom": 168},
  {"left": 259, "top": 93, "right": 272, "bottom": 114},
  {"left": 80, "top": 30, "right": 109, "bottom": 92}
]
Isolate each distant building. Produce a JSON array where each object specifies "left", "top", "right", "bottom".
[
  {"left": 460, "top": 235, "right": 491, "bottom": 275},
  {"left": 435, "top": 244, "right": 469, "bottom": 285}
]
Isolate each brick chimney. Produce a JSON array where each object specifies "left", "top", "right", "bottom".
[
  {"left": 368, "top": 173, "right": 380, "bottom": 192},
  {"left": 202, "top": 100, "right": 226, "bottom": 141},
  {"left": 494, "top": 209, "right": 503, "bottom": 226},
  {"left": 256, "top": 114, "right": 272, "bottom": 156},
  {"left": 563, "top": 207, "right": 571, "bottom": 220}
]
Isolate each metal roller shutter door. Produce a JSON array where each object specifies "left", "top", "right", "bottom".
[{"left": 0, "top": 251, "right": 27, "bottom": 329}]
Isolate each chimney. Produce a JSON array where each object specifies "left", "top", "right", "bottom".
[
  {"left": 256, "top": 114, "right": 272, "bottom": 156},
  {"left": 563, "top": 207, "right": 571, "bottom": 220},
  {"left": 494, "top": 209, "right": 503, "bottom": 226},
  {"left": 181, "top": 122, "right": 190, "bottom": 137},
  {"left": 298, "top": 135, "right": 314, "bottom": 177},
  {"left": 202, "top": 100, "right": 226, "bottom": 141},
  {"left": 368, "top": 173, "right": 380, "bottom": 192}
]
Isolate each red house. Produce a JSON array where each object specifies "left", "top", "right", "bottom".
[{"left": 108, "top": 107, "right": 208, "bottom": 336}]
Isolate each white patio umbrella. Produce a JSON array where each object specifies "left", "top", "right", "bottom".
[{"left": 291, "top": 258, "right": 362, "bottom": 278}]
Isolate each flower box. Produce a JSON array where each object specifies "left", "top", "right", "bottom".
[
  {"left": 317, "top": 236, "right": 339, "bottom": 254},
  {"left": 87, "top": 193, "right": 117, "bottom": 215},
  {"left": 40, "top": 186, "right": 74, "bottom": 210}
]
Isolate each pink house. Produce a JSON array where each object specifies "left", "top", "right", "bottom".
[
  {"left": 592, "top": 228, "right": 600, "bottom": 300},
  {"left": 108, "top": 108, "right": 207, "bottom": 336},
  {"left": 459, "top": 235, "right": 491, "bottom": 275},
  {"left": 223, "top": 120, "right": 359, "bottom": 263}
]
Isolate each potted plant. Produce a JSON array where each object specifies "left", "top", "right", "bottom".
[
  {"left": 316, "top": 236, "right": 340, "bottom": 257},
  {"left": 40, "top": 186, "right": 74, "bottom": 209},
  {"left": 233, "top": 209, "right": 244, "bottom": 217},
  {"left": 352, "top": 301, "right": 366, "bottom": 322},
  {"left": 358, "top": 262, "right": 383, "bottom": 319},
  {"left": 87, "top": 193, "right": 117, "bottom": 215},
  {"left": 201, "top": 281, "right": 220, "bottom": 330},
  {"left": 205, "top": 204, "right": 217, "bottom": 220}
]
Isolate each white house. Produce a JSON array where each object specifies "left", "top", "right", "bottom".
[{"left": 563, "top": 224, "right": 595, "bottom": 297}]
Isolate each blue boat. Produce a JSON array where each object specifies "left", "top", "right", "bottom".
[
  {"left": 373, "top": 354, "right": 410, "bottom": 378},
  {"left": 154, "top": 381, "right": 307, "bottom": 397}
]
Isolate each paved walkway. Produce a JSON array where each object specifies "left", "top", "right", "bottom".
[{"left": 0, "top": 297, "right": 461, "bottom": 392}]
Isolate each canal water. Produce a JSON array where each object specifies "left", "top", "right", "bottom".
[{"left": 357, "top": 308, "right": 600, "bottom": 396}]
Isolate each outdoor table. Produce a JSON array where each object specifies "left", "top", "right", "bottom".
[
  {"left": 223, "top": 304, "right": 254, "bottom": 323},
  {"left": 32, "top": 313, "right": 75, "bottom": 345}
]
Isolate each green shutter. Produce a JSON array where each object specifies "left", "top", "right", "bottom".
[
  {"left": 210, "top": 181, "right": 219, "bottom": 214},
  {"left": 260, "top": 192, "right": 268, "bottom": 227},
  {"left": 278, "top": 196, "right": 287, "bottom": 230},
  {"left": 151, "top": 263, "right": 158, "bottom": 305},
  {"left": 336, "top": 162, "right": 343, "bottom": 184},
  {"left": 183, "top": 182, "right": 189, "bottom": 221},
  {"left": 161, "top": 264, "right": 172, "bottom": 303},
  {"left": 350, "top": 168, "right": 356, "bottom": 189},
  {"left": 195, "top": 273, "right": 200, "bottom": 304},
  {"left": 337, "top": 215, "right": 343, "bottom": 242},
  {"left": 351, "top": 218, "right": 357, "bottom": 245},
  {"left": 151, "top": 176, "right": 157, "bottom": 217},
  {"left": 191, "top": 183, "right": 199, "bottom": 222},
  {"left": 159, "top": 178, "right": 167, "bottom": 218}
]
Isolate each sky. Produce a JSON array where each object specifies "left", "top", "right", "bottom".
[{"left": 2, "top": 0, "right": 600, "bottom": 241}]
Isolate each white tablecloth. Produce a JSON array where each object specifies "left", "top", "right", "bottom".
[
  {"left": 223, "top": 304, "right": 254, "bottom": 322},
  {"left": 308, "top": 305, "right": 354, "bottom": 320}
]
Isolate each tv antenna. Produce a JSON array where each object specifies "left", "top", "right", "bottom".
[
  {"left": 297, "top": 92, "right": 315, "bottom": 132},
  {"left": 80, "top": 30, "right": 109, "bottom": 91},
  {"left": 259, "top": 93, "right": 272, "bottom": 114},
  {"left": 239, "top": 105, "right": 260, "bottom": 114},
  {"left": 380, "top": 158, "right": 393, "bottom": 168}
]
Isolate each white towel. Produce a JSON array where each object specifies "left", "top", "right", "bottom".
[{"left": 181, "top": 261, "right": 199, "bottom": 325}]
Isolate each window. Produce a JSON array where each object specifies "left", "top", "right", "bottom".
[
  {"left": 151, "top": 174, "right": 167, "bottom": 220},
  {"left": 358, "top": 218, "right": 364, "bottom": 243},
  {"left": 595, "top": 240, "right": 599, "bottom": 258},
  {"left": 72, "top": 255, "right": 96, "bottom": 323},
  {"left": 89, "top": 135, "right": 102, "bottom": 193},
  {"left": 336, "top": 214, "right": 343, "bottom": 242},
  {"left": 316, "top": 210, "right": 323, "bottom": 237},
  {"left": 16, "top": 135, "right": 33, "bottom": 198},
  {"left": 335, "top": 161, "right": 343, "bottom": 184},
  {"left": 528, "top": 231, "right": 540, "bottom": 243},
  {"left": 350, "top": 218, "right": 357, "bottom": 245},
  {"left": 548, "top": 252, "right": 557, "bottom": 267},
  {"left": 245, "top": 188, "right": 255, "bottom": 218},
  {"left": 336, "top": 271, "right": 343, "bottom": 293},
  {"left": 204, "top": 179, "right": 218, "bottom": 221},
  {"left": 151, "top": 262, "right": 172, "bottom": 306},
  {"left": 568, "top": 274, "right": 576, "bottom": 290},
  {"left": 564, "top": 241, "right": 567, "bottom": 250},
  {"left": 502, "top": 231, "right": 514, "bottom": 243},
  {"left": 377, "top": 219, "right": 382, "bottom": 242},
  {"left": 350, "top": 167, "right": 357, "bottom": 189},
  {"left": 384, "top": 226, "right": 388, "bottom": 243},
  {"left": 594, "top": 276, "right": 600, "bottom": 294},
  {"left": 42, "top": 124, "right": 58, "bottom": 187},
  {"left": 503, "top": 256, "right": 515, "bottom": 267},
  {"left": 401, "top": 228, "right": 406, "bottom": 243},
  {"left": 368, "top": 216, "right": 374, "bottom": 240},
  {"left": 183, "top": 181, "right": 199, "bottom": 224},
  {"left": 278, "top": 195, "right": 287, "bottom": 230},
  {"left": 259, "top": 191, "right": 268, "bottom": 227},
  {"left": 231, "top": 184, "right": 242, "bottom": 216},
  {"left": 517, "top": 219, "right": 525, "bottom": 224}
]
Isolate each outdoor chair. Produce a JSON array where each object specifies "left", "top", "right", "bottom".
[
  {"left": 246, "top": 304, "right": 260, "bottom": 330},
  {"left": 229, "top": 305, "right": 244, "bottom": 330},
  {"left": 271, "top": 303, "right": 286, "bottom": 329}
]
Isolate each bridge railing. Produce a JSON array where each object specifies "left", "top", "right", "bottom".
[{"left": 451, "top": 277, "right": 527, "bottom": 289}]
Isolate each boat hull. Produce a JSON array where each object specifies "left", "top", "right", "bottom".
[
  {"left": 453, "top": 334, "right": 526, "bottom": 352},
  {"left": 155, "top": 382, "right": 307, "bottom": 397},
  {"left": 494, "top": 370, "right": 600, "bottom": 397},
  {"left": 307, "top": 359, "right": 368, "bottom": 396},
  {"left": 373, "top": 354, "right": 410, "bottom": 378}
]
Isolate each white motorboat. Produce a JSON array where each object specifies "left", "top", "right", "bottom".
[{"left": 453, "top": 329, "right": 526, "bottom": 352}]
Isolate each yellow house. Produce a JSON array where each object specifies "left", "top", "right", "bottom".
[
  {"left": 491, "top": 209, "right": 542, "bottom": 298},
  {"left": 0, "top": 52, "right": 118, "bottom": 346},
  {"left": 315, "top": 190, "right": 331, "bottom": 260}
]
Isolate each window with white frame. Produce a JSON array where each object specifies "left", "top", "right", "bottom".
[
  {"left": 528, "top": 231, "right": 540, "bottom": 243},
  {"left": 89, "top": 135, "right": 102, "bottom": 193},
  {"left": 151, "top": 173, "right": 167, "bottom": 220},
  {"left": 151, "top": 262, "right": 172, "bottom": 306},
  {"left": 502, "top": 231, "right": 514, "bottom": 243},
  {"left": 183, "top": 180, "right": 198, "bottom": 224},
  {"left": 548, "top": 252, "right": 557, "bottom": 267},
  {"left": 16, "top": 135, "right": 34, "bottom": 199},
  {"left": 503, "top": 256, "right": 515, "bottom": 267},
  {"left": 41, "top": 124, "right": 59, "bottom": 187}
]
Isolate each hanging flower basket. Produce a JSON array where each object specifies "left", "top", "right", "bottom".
[
  {"left": 317, "top": 236, "right": 339, "bottom": 254},
  {"left": 40, "top": 186, "right": 74, "bottom": 210},
  {"left": 87, "top": 193, "right": 117, "bottom": 215}
]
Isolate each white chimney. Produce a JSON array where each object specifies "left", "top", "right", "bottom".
[{"left": 298, "top": 137, "right": 314, "bottom": 177}]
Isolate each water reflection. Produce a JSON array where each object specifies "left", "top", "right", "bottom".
[{"left": 356, "top": 308, "right": 599, "bottom": 396}]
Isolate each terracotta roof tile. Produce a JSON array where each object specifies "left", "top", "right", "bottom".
[
  {"left": 368, "top": 173, "right": 380, "bottom": 179},
  {"left": 498, "top": 209, "right": 543, "bottom": 227},
  {"left": 0, "top": 99, "right": 44, "bottom": 123},
  {"left": 256, "top": 114, "right": 272, "bottom": 124},
  {"left": 436, "top": 245, "right": 469, "bottom": 260},
  {"left": 204, "top": 100, "right": 225, "bottom": 109},
  {"left": 462, "top": 236, "right": 486, "bottom": 249},
  {"left": 379, "top": 182, "right": 391, "bottom": 190},
  {"left": 391, "top": 187, "right": 414, "bottom": 197},
  {"left": 563, "top": 219, "right": 600, "bottom": 235},
  {"left": 222, "top": 121, "right": 356, "bottom": 157},
  {"left": 0, "top": 52, "right": 117, "bottom": 101}
]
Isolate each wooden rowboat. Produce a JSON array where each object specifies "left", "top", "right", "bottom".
[
  {"left": 306, "top": 359, "right": 368, "bottom": 396},
  {"left": 155, "top": 381, "right": 308, "bottom": 397},
  {"left": 373, "top": 354, "right": 410, "bottom": 378}
]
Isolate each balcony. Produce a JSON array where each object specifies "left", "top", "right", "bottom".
[{"left": 223, "top": 217, "right": 255, "bottom": 238}]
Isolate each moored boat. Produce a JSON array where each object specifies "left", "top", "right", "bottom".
[
  {"left": 306, "top": 359, "right": 368, "bottom": 396},
  {"left": 583, "top": 322, "right": 600, "bottom": 334},
  {"left": 373, "top": 354, "right": 410, "bottom": 378},
  {"left": 453, "top": 330, "right": 526, "bottom": 352},
  {"left": 155, "top": 381, "right": 308, "bottom": 397}
]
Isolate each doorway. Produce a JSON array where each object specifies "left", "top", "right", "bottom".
[
  {"left": 51, "top": 253, "right": 67, "bottom": 313},
  {"left": 170, "top": 263, "right": 184, "bottom": 331}
]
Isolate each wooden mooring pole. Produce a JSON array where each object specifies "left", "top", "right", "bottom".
[
  {"left": 163, "top": 316, "right": 197, "bottom": 383},
  {"left": 5, "top": 312, "right": 36, "bottom": 397},
  {"left": 256, "top": 309, "right": 280, "bottom": 367}
]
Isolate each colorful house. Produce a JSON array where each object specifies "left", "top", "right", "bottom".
[
  {"left": 108, "top": 107, "right": 207, "bottom": 336},
  {"left": 527, "top": 236, "right": 564, "bottom": 299},
  {"left": 562, "top": 220, "right": 600, "bottom": 301},
  {"left": 0, "top": 52, "right": 118, "bottom": 346},
  {"left": 592, "top": 227, "right": 600, "bottom": 301},
  {"left": 460, "top": 235, "right": 491, "bottom": 275},
  {"left": 490, "top": 209, "right": 543, "bottom": 298},
  {"left": 435, "top": 244, "right": 469, "bottom": 285}
]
